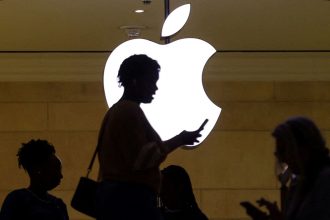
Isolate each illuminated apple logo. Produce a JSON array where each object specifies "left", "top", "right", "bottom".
[{"left": 104, "top": 4, "right": 221, "bottom": 148}]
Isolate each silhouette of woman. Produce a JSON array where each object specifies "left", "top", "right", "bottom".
[
  {"left": 160, "top": 165, "right": 208, "bottom": 220},
  {"left": 0, "top": 139, "right": 68, "bottom": 220},
  {"left": 96, "top": 54, "right": 205, "bottom": 220},
  {"left": 272, "top": 116, "right": 330, "bottom": 220},
  {"left": 242, "top": 117, "right": 330, "bottom": 220}
]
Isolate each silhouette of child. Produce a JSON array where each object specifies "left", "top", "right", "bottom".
[
  {"left": 0, "top": 139, "right": 69, "bottom": 220},
  {"left": 160, "top": 165, "right": 208, "bottom": 220}
]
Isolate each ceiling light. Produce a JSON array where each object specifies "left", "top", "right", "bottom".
[{"left": 134, "top": 9, "right": 144, "bottom": 13}]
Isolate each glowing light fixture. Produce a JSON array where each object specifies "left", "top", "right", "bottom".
[
  {"left": 104, "top": 4, "right": 221, "bottom": 148},
  {"left": 134, "top": 9, "right": 144, "bottom": 13}
]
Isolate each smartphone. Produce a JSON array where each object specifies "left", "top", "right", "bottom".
[
  {"left": 240, "top": 201, "right": 259, "bottom": 210},
  {"left": 240, "top": 201, "right": 267, "bottom": 218},
  {"left": 198, "top": 119, "right": 209, "bottom": 131}
]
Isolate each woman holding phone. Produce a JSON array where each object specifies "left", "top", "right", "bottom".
[{"left": 96, "top": 54, "right": 207, "bottom": 220}]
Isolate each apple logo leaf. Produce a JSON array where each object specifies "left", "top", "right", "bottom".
[{"left": 161, "top": 4, "right": 191, "bottom": 38}]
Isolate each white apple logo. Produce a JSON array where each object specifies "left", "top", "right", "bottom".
[{"left": 104, "top": 4, "right": 221, "bottom": 148}]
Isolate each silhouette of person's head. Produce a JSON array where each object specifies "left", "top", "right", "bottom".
[
  {"left": 17, "top": 139, "right": 63, "bottom": 192},
  {"left": 160, "top": 165, "right": 198, "bottom": 210},
  {"left": 118, "top": 54, "right": 160, "bottom": 104},
  {"left": 272, "top": 117, "right": 328, "bottom": 175}
]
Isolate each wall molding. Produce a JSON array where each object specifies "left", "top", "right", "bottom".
[{"left": 0, "top": 52, "right": 329, "bottom": 81}]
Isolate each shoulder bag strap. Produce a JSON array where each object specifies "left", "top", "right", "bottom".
[
  {"left": 86, "top": 109, "right": 110, "bottom": 178},
  {"left": 86, "top": 145, "right": 99, "bottom": 178}
]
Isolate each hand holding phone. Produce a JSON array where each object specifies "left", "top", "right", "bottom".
[
  {"left": 179, "top": 119, "right": 209, "bottom": 147},
  {"left": 240, "top": 201, "right": 268, "bottom": 219}
]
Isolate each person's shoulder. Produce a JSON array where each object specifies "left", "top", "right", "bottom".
[
  {"left": 0, "top": 189, "right": 28, "bottom": 216},
  {"left": 4, "top": 188, "right": 29, "bottom": 200},
  {"left": 111, "top": 100, "right": 143, "bottom": 116}
]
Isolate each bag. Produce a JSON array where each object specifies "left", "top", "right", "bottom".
[
  {"left": 71, "top": 145, "right": 99, "bottom": 218},
  {"left": 72, "top": 116, "right": 109, "bottom": 217},
  {"left": 71, "top": 177, "right": 98, "bottom": 218}
]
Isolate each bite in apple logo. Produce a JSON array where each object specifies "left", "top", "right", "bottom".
[{"left": 104, "top": 4, "right": 221, "bottom": 148}]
